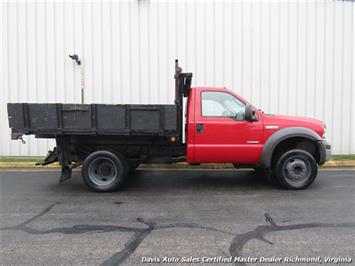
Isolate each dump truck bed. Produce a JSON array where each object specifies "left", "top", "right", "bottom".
[{"left": 7, "top": 103, "right": 179, "bottom": 138}]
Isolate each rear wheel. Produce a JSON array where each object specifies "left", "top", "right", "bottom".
[
  {"left": 274, "top": 149, "right": 318, "bottom": 190},
  {"left": 82, "top": 150, "right": 128, "bottom": 192}
]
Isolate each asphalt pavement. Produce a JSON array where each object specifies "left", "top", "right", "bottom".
[{"left": 0, "top": 168, "right": 354, "bottom": 266}]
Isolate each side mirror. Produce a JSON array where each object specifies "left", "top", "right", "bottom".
[{"left": 244, "top": 104, "right": 257, "bottom": 122}]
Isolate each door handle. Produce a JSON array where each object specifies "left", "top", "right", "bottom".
[{"left": 196, "top": 123, "right": 204, "bottom": 133}]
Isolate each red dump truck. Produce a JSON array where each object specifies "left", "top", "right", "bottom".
[{"left": 7, "top": 60, "right": 331, "bottom": 192}]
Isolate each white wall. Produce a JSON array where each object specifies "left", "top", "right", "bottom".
[{"left": 1, "top": 0, "right": 354, "bottom": 156}]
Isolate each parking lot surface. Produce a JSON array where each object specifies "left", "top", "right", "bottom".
[{"left": 0, "top": 169, "right": 354, "bottom": 265}]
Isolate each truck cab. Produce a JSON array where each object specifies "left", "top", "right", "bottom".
[
  {"left": 186, "top": 87, "right": 263, "bottom": 164},
  {"left": 186, "top": 86, "right": 331, "bottom": 189}
]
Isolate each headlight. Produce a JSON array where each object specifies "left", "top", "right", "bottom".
[{"left": 323, "top": 124, "right": 327, "bottom": 139}]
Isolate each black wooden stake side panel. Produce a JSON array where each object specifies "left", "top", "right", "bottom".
[{"left": 7, "top": 103, "right": 179, "bottom": 138}]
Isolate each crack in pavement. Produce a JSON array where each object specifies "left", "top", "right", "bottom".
[
  {"left": 1, "top": 204, "right": 354, "bottom": 266},
  {"left": 229, "top": 213, "right": 355, "bottom": 266},
  {"left": 0, "top": 203, "right": 140, "bottom": 235},
  {"left": 0, "top": 203, "right": 231, "bottom": 265}
]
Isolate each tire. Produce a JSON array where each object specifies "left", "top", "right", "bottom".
[
  {"left": 82, "top": 150, "right": 128, "bottom": 192},
  {"left": 274, "top": 149, "right": 318, "bottom": 190}
]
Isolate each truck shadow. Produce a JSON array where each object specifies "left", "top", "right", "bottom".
[
  {"left": 120, "top": 169, "right": 275, "bottom": 192},
  {"left": 46, "top": 169, "right": 275, "bottom": 194}
]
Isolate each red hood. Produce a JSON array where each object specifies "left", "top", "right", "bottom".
[{"left": 261, "top": 113, "right": 325, "bottom": 138}]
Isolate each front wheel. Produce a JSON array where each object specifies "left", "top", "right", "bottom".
[
  {"left": 274, "top": 149, "right": 318, "bottom": 190},
  {"left": 82, "top": 150, "right": 128, "bottom": 192}
]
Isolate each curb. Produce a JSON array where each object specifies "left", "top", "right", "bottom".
[
  {"left": 0, "top": 161, "right": 355, "bottom": 169},
  {"left": 0, "top": 162, "right": 60, "bottom": 168},
  {"left": 321, "top": 160, "right": 355, "bottom": 168}
]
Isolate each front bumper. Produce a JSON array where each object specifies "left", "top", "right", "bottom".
[{"left": 318, "top": 140, "right": 331, "bottom": 165}]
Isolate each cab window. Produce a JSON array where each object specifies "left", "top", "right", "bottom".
[{"left": 201, "top": 91, "right": 245, "bottom": 120}]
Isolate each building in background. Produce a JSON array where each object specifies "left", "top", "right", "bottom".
[{"left": 1, "top": 0, "right": 354, "bottom": 156}]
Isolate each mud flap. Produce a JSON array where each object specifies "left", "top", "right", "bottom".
[{"left": 59, "top": 165, "right": 72, "bottom": 184}]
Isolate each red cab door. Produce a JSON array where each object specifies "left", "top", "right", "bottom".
[{"left": 193, "top": 90, "right": 263, "bottom": 163}]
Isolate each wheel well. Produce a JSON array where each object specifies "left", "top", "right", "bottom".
[{"left": 271, "top": 137, "right": 320, "bottom": 167}]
